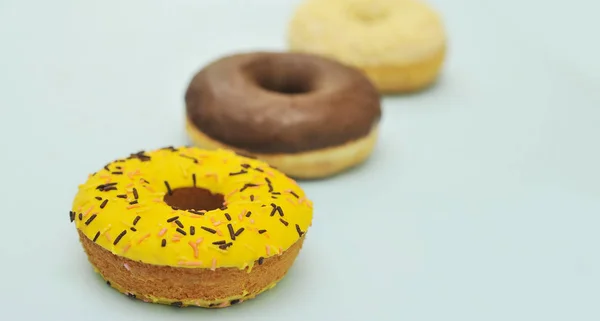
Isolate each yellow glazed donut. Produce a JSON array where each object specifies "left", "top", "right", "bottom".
[
  {"left": 70, "top": 146, "right": 313, "bottom": 308},
  {"left": 288, "top": 0, "right": 447, "bottom": 93}
]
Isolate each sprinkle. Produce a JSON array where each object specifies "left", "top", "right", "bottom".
[
  {"left": 133, "top": 216, "right": 141, "bottom": 225},
  {"left": 192, "top": 173, "right": 196, "bottom": 187},
  {"left": 224, "top": 213, "right": 231, "bottom": 221},
  {"left": 78, "top": 213, "right": 83, "bottom": 221},
  {"left": 295, "top": 224, "right": 304, "bottom": 236},
  {"left": 235, "top": 228, "right": 245, "bottom": 237},
  {"left": 69, "top": 211, "right": 75, "bottom": 222},
  {"left": 188, "top": 209, "right": 205, "bottom": 215},
  {"left": 95, "top": 196, "right": 103, "bottom": 201},
  {"left": 219, "top": 242, "right": 233, "bottom": 250},
  {"left": 153, "top": 198, "right": 163, "bottom": 203},
  {"left": 166, "top": 216, "right": 179, "bottom": 223},
  {"left": 164, "top": 181, "right": 172, "bottom": 196},
  {"left": 201, "top": 226, "right": 217, "bottom": 234},
  {"left": 279, "top": 218, "right": 289, "bottom": 226},
  {"left": 270, "top": 204, "right": 277, "bottom": 216},
  {"left": 129, "top": 200, "right": 138, "bottom": 205},
  {"left": 114, "top": 230, "right": 127, "bottom": 245},
  {"left": 220, "top": 205, "right": 228, "bottom": 210},
  {"left": 161, "top": 239, "right": 166, "bottom": 247},
  {"left": 265, "top": 177, "right": 273, "bottom": 192},
  {"left": 266, "top": 245, "right": 271, "bottom": 255},
  {"left": 255, "top": 168, "right": 264, "bottom": 172},
  {"left": 258, "top": 229, "right": 267, "bottom": 234},
  {"left": 104, "top": 232, "right": 112, "bottom": 242},
  {"left": 126, "top": 204, "right": 140, "bottom": 210},
  {"left": 271, "top": 192, "right": 281, "bottom": 195},
  {"left": 258, "top": 257, "right": 264, "bottom": 265},
  {"left": 124, "top": 263, "right": 131, "bottom": 271},
  {"left": 290, "top": 191, "right": 299, "bottom": 198},
  {"left": 132, "top": 188, "right": 138, "bottom": 199},
  {"left": 188, "top": 241, "right": 199, "bottom": 258},
  {"left": 112, "top": 171, "right": 123, "bottom": 175},
  {"left": 158, "top": 228, "right": 167, "bottom": 237},
  {"left": 190, "top": 226, "right": 195, "bottom": 235},
  {"left": 212, "top": 220, "right": 222, "bottom": 227},
  {"left": 171, "top": 301, "right": 183, "bottom": 307},
  {"left": 179, "top": 154, "right": 199, "bottom": 164},
  {"left": 138, "top": 233, "right": 151, "bottom": 244},
  {"left": 104, "top": 164, "right": 110, "bottom": 171},
  {"left": 240, "top": 183, "right": 259, "bottom": 192},
  {"left": 229, "top": 170, "right": 248, "bottom": 176},
  {"left": 176, "top": 228, "right": 187, "bottom": 235},
  {"left": 123, "top": 244, "right": 131, "bottom": 253},
  {"left": 216, "top": 229, "right": 223, "bottom": 236},
  {"left": 174, "top": 220, "right": 184, "bottom": 228},
  {"left": 99, "top": 199, "right": 109, "bottom": 209},
  {"left": 227, "top": 224, "right": 236, "bottom": 240},
  {"left": 128, "top": 150, "right": 151, "bottom": 162},
  {"left": 230, "top": 299, "right": 240, "bottom": 305},
  {"left": 276, "top": 206, "right": 284, "bottom": 216},
  {"left": 241, "top": 163, "right": 251, "bottom": 169},
  {"left": 84, "top": 214, "right": 97, "bottom": 225},
  {"left": 250, "top": 195, "right": 255, "bottom": 201},
  {"left": 144, "top": 185, "right": 155, "bottom": 193},
  {"left": 211, "top": 258, "right": 217, "bottom": 271},
  {"left": 130, "top": 227, "right": 137, "bottom": 232},
  {"left": 178, "top": 261, "right": 203, "bottom": 266},
  {"left": 161, "top": 145, "right": 177, "bottom": 151},
  {"left": 116, "top": 194, "right": 127, "bottom": 199},
  {"left": 212, "top": 240, "right": 226, "bottom": 245},
  {"left": 93, "top": 231, "right": 100, "bottom": 242},
  {"left": 249, "top": 219, "right": 255, "bottom": 224}
]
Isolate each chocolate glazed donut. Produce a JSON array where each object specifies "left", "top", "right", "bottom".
[{"left": 185, "top": 52, "right": 381, "bottom": 179}]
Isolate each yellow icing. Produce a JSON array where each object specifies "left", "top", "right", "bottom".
[
  {"left": 288, "top": 0, "right": 447, "bottom": 66},
  {"left": 72, "top": 147, "right": 313, "bottom": 269}
]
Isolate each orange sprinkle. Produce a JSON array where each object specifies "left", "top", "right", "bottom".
[
  {"left": 126, "top": 183, "right": 134, "bottom": 188},
  {"left": 99, "top": 175, "right": 110, "bottom": 179},
  {"left": 137, "top": 233, "right": 151, "bottom": 244},
  {"left": 211, "top": 258, "right": 217, "bottom": 271},
  {"left": 178, "top": 261, "right": 203, "bottom": 266},
  {"left": 286, "top": 198, "right": 297, "bottom": 205},
  {"left": 123, "top": 244, "right": 132, "bottom": 253},
  {"left": 212, "top": 221, "right": 222, "bottom": 227},
  {"left": 216, "top": 229, "right": 223, "bottom": 236},
  {"left": 249, "top": 219, "right": 255, "bottom": 224},
  {"left": 171, "top": 237, "right": 181, "bottom": 243},
  {"left": 188, "top": 241, "right": 199, "bottom": 258},
  {"left": 265, "top": 245, "right": 271, "bottom": 256},
  {"left": 278, "top": 247, "right": 283, "bottom": 255},
  {"left": 158, "top": 228, "right": 167, "bottom": 237},
  {"left": 144, "top": 185, "right": 155, "bottom": 193},
  {"left": 152, "top": 198, "right": 162, "bottom": 203},
  {"left": 195, "top": 237, "right": 204, "bottom": 245},
  {"left": 83, "top": 205, "right": 95, "bottom": 217},
  {"left": 226, "top": 189, "right": 239, "bottom": 198},
  {"left": 265, "top": 171, "right": 275, "bottom": 177},
  {"left": 126, "top": 204, "right": 140, "bottom": 210},
  {"left": 104, "top": 232, "right": 112, "bottom": 242}
]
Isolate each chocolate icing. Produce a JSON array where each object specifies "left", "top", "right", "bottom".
[{"left": 185, "top": 52, "right": 381, "bottom": 154}]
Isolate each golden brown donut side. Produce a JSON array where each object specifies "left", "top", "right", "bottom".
[
  {"left": 185, "top": 52, "right": 381, "bottom": 154},
  {"left": 79, "top": 230, "right": 305, "bottom": 308}
]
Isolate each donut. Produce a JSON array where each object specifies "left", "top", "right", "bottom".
[
  {"left": 70, "top": 147, "right": 313, "bottom": 308},
  {"left": 287, "top": 0, "right": 447, "bottom": 93},
  {"left": 184, "top": 51, "right": 381, "bottom": 179}
]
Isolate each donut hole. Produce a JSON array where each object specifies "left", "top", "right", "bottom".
[
  {"left": 245, "top": 58, "right": 316, "bottom": 95},
  {"left": 163, "top": 187, "right": 225, "bottom": 212}
]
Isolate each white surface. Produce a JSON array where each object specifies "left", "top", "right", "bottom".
[{"left": 0, "top": 0, "right": 599, "bottom": 320}]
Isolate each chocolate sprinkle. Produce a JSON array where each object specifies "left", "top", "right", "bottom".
[
  {"left": 100, "top": 199, "right": 108, "bottom": 209},
  {"left": 78, "top": 213, "right": 83, "bottom": 221},
  {"left": 295, "top": 224, "right": 304, "bottom": 236},
  {"left": 171, "top": 301, "right": 183, "bottom": 307},
  {"left": 128, "top": 151, "right": 151, "bottom": 162},
  {"left": 161, "top": 239, "right": 166, "bottom": 247},
  {"left": 229, "top": 170, "right": 248, "bottom": 176},
  {"left": 69, "top": 211, "right": 75, "bottom": 222},
  {"left": 116, "top": 194, "right": 127, "bottom": 199},
  {"left": 279, "top": 218, "right": 289, "bottom": 226},
  {"left": 212, "top": 240, "right": 226, "bottom": 245},
  {"left": 220, "top": 206, "right": 228, "bottom": 210},
  {"left": 132, "top": 188, "right": 138, "bottom": 200},
  {"left": 114, "top": 230, "right": 127, "bottom": 245},
  {"left": 161, "top": 146, "right": 177, "bottom": 151},
  {"left": 271, "top": 192, "right": 281, "bottom": 195},
  {"left": 188, "top": 209, "right": 204, "bottom": 215},
  {"left": 112, "top": 171, "right": 123, "bottom": 175},
  {"left": 227, "top": 223, "right": 236, "bottom": 240},
  {"left": 95, "top": 196, "right": 102, "bottom": 200},
  {"left": 176, "top": 228, "right": 187, "bottom": 235},
  {"left": 174, "top": 220, "right": 184, "bottom": 229},
  {"left": 258, "top": 257, "right": 264, "bottom": 265},
  {"left": 258, "top": 229, "right": 267, "bottom": 234},
  {"left": 265, "top": 177, "right": 273, "bottom": 192},
  {"left": 192, "top": 173, "right": 196, "bottom": 187},
  {"left": 240, "top": 183, "right": 259, "bottom": 192},
  {"left": 129, "top": 200, "right": 138, "bottom": 205},
  {"left": 224, "top": 213, "right": 231, "bottom": 221},
  {"left": 164, "top": 181, "right": 172, "bottom": 195},
  {"left": 190, "top": 226, "right": 195, "bottom": 235},
  {"left": 270, "top": 205, "right": 277, "bottom": 217},
  {"left": 250, "top": 195, "right": 255, "bottom": 201},
  {"left": 166, "top": 216, "right": 179, "bottom": 223},
  {"left": 290, "top": 191, "right": 299, "bottom": 198},
  {"left": 130, "top": 227, "right": 137, "bottom": 232},
  {"left": 219, "top": 242, "right": 233, "bottom": 250},
  {"left": 84, "top": 214, "right": 97, "bottom": 225},
  {"left": 245, "top": 211, "right": 252, "bottom": 217},
  {"left": 234, "top": 228, "right": 245, "bottom": 237},
  {"left": 255, "top": 168, "right": 264, "bottom": 172},
  {"left": 230, "top": 299, "right": 240, "bottom": 305},
  {"left": 104, "top": 164, "right": 110, "bottom": 171},
  {"left": 276, "top": 206, "right": 284, "bottom": 217},
  {"left": 133, "top": 216, "right": 141, "bottom": 225},
  {"left": 179, "top": 154, "right": 198, "bottom": 163},
  {"left": 93, "top": 231, "right": 100, "bottom": 242},
  {"left": 241, "top": 163, "right": 251, "bottom": 169},
  {"left": 201, "top": 226, "right": 217, "bottom": 234}
]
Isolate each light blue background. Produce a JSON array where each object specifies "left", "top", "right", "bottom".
[{"left": 0, "top": 0, "right": 599, "bottom": 320}]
